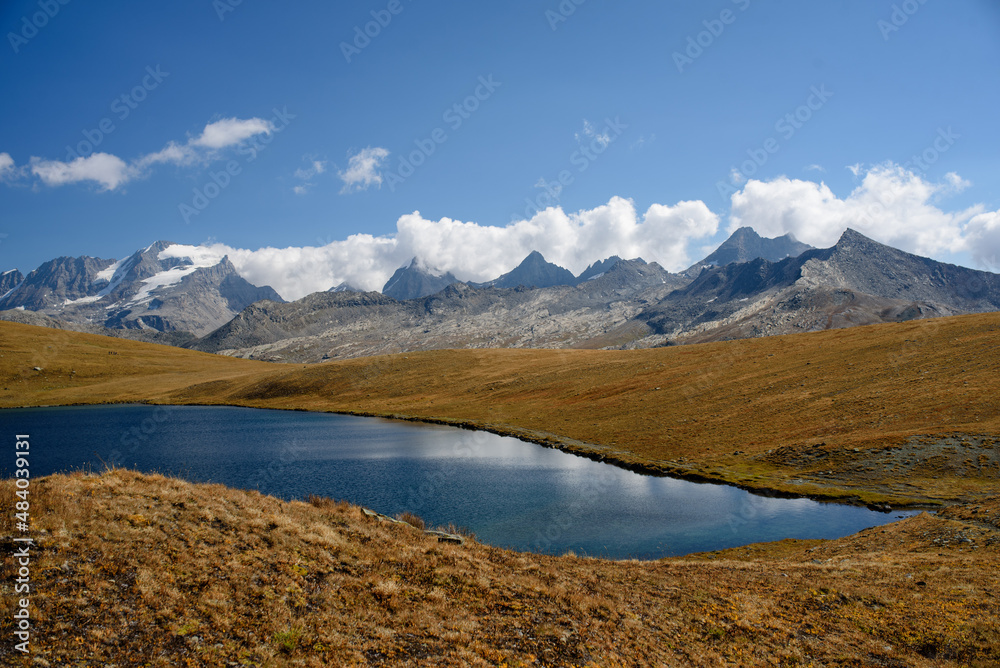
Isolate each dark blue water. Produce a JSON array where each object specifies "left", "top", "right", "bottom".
[{"left": 0, "top": 404, "right": 916, "bottom": 559}]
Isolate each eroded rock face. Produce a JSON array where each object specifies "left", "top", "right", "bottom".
[{"left": 0, "top": 269, "right": 24, "bottom": 296}]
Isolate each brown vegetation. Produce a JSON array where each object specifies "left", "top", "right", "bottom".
[
  {"left": 2, "top": 316, "right": 999, "bottom": 664},
  {"left": 2, "top": 314, "right": 999, "bottom": 504},
  {"left": 1, "top": 470, "right": 998, "bottom": 666}
]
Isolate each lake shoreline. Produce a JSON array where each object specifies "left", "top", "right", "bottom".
[
  {"left": 1, "top": 403, "right": 916, "bottom": 559},
  {"left": 3, "top": 396, "right": 944, "bottom": 511}
]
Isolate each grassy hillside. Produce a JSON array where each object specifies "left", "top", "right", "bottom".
[
  {"left": 1, "top": 469, "right": 998, "bottom": 666},
  {"left": 2, "top": 314, "right": 999, "bottom": 504},
  {"left": 2, "top": 317, "right": 1000, "bottom": 665}
]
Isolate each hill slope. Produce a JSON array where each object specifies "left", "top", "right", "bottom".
[
  {"left": 2, "top": 313, "right": 999, "bottom": 505},
  {"left": 2, "top": 468, "right": 996, "bottom": 666}
]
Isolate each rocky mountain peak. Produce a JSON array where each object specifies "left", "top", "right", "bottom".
[
  {"left": 328, "top": 282, "right": 361, "bottom": 293},
  {"left": 699, "top": 227, "right": 814, "bottom": 268},
  {"left": 382, "top": 259, "right": 459, "bottom": 300},
  {"left": 833, "top": 228, "right": 883, "bottom": 251},
  {"left": 576, "top": 256, "right": 624, "bottom": 283},
  {"left": 0, "top": 241, "right": 282, "bottom": 336},
  {"left": 486, "top": 251, "right": 576, "bottom": 289}
]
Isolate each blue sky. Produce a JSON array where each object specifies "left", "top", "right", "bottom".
[{"left": 2, "top": 0, "right": 999, "bottom": 298}]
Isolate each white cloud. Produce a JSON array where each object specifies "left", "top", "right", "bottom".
[
  {"left": 9, "top": 116, "right": 275, "bottom": 191},
  {"left": 30, "top": 153, "right": 135, "bottom": 191},
  {"left": 193, "top": 117, "right": 274, "bottom": 149},
  {"left": 804, "top": 164, "right": 826, "bottom": 173},
  {"left": 0, "top": 152, "right": 15, "bottom": 179},
  {"left": 178, "top": 197, "right": 719, "bottom": 301},
  {"left": 136, "top": 142, "right": 194, "bottom": 168},
  {"left": 294, "top": 160, "right": 326, "bottom": 181},
  {"left": 965, "top": 210, "right": 1000, "bottom": 271},
  {"left": 292, "top": 159, "right": 327, "bottom": 195},
  {"left": 338, "top": 147, "right": 389, "bottom": 193},
  {"left": 577, "top": 119, "right": 611, "bottom": 148},
  {"left": 629, "top": 134, "right": 655, "bottom": 151},
  {"left": 728, "top": 162, "right": 986, "bottom": 258}
]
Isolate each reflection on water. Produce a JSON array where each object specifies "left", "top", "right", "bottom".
[{"left": 0, "top": 404, "right": 916, "bottom": 559}]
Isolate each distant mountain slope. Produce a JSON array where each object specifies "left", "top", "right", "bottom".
[
  {"left": 576, "top": 256, "right": 623, "bottom": 283},
  {"left": 192, "top": 258, "right": 682, "bottom": 362},
  {"left": 8, "top": 228, "right": 1000, "bottom": 360},
  {"left": 0, "top": 241, "right": 282, "bottom": 336},
  {"left": 0, "top": 269, "right": 23, "bottom": 297},
  {"left": 0, "top": 255, "right": 117, "bottom": 310},
  {"left": 382, "top": 259, "right": 459, "bottom": 300},
  {"left": 640, "top": 228, "right": 1000, "bottom": 342},
  {"left": 701, "top": 227, "right": 813, "bottom": 267},
  {"left": 192, "top": 230, "right": 1000, "bottom": 362},
  {"left": 478, "top": 251, "right": 577, "bottom": 289}
]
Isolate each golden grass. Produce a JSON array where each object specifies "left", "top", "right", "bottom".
[
  {"left": 1, "top": 469, "right": 998, "bottom": 666},
  {"left": 2, "top": 317, "right": 1000, "bottom": 665},
  {"left": 2, "top": 314, "right": 999, "bottom": 504}
]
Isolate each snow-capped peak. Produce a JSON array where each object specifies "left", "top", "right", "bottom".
[{"left": 157, "top": 243, "right": 228, "bottom": 268}]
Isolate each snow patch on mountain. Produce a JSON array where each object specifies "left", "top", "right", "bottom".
[
  {"left": 95, "top": 258, "right": 129, "bottom": 283},
  {"left": 90, "top": 256, "right": 138, "bottom": 300},
  {"left": 62, "top": 295, "right": 102, "bottom": 306},
  {"left": 130, "top": 265, "right": 204, "bottom": 305}
]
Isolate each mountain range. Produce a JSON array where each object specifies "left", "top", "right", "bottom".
[
  {"left": 0, "top": 241, "right": 281, "bottom": 338},
  {"left": 2, "top": 227, "right": 998, "bottom": 361}
]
